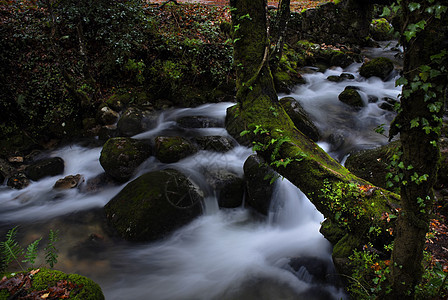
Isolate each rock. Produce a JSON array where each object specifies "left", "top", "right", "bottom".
[
  {"left": 98, "top": 106, "right": 119, "bottom": 125},
  {"left": 327, "top": 75, "right": 344, "bottom": 82},
  {"left": 81, "top": 173, "right": 117, "bottom": 193},
  {"left": 25, "top": 157, "right": 65, "bottom": 181},
  {"left": 205, "top": 170, "right": 244, "bottom": 208},
  {"left": 154, "top": 136, "right": 197, "bottom": 163},
  {"left": 98, "top": 125, "right": 117, "bottom": 141},
  {"left": 176, "top": 116, "right": 223, "bottom": 128},
  {"left": 359, "top": 57, "right": 394, "bottom": 80},
  {"left": 345, "top": 141, "right": 400, "bottom": 190},
  {"left": 194, "top": 136, "right": 235, "bottom": 152},
  {"left": 7, "top": 172, "right": 30, "bottom": 189},
  {"left": 243, "top": 155, "right": 276, "bottom": 215},
  {"left": 104, "top": 169, "right": 203, "bottom": 242},
  {"left": 279, "top": 97, "right": 320, "bottom": 142},
  {"left": 370, "top": 18, "right": 394, "bottom": 41},
  {"left": 289, "top": 256, "right": 340, "bottom": 285},
  {"left": 116, "top": 107, "right": 145, "bottom": 137},
  {"left": 99, "top": 137, "right": 152, "bottom": 182},
  {"left": 379, "top": 97, "right": 398, "bottom": 112},
  {"left": 53, "top": 174, "right": 84, "bottom": 190},
  {"left": 340, "top": 73, "right": 355, "bottom": 80},
  {"left": 338, "top": 86, "right": 364, "bottom": 108}
]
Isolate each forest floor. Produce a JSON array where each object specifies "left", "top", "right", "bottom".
[{"left": 150, "top": 0, "right": 334, "bottom": 11}]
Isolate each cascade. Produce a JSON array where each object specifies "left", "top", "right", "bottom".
[{"left": 0, "top": 44, "right": 402, "bottom": 299}]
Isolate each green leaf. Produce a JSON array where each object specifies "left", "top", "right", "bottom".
[
  {"left": 380, "top": 6, "right": 391, "bottom": 17},
  {"left": 395, "top": 77, "right": 408, "bottom": 86},
  {"left": 410, "top": 118, "right": 420, "bottom": 128},
  {"left": 23, "top": 238, "right": 42, "bottom": 266},
  {"left": 408, "top": 2, "right": 421, "bottom": 11}
]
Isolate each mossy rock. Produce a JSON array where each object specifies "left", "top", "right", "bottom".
[
  {"left": 243, "top": 155, "right": 276, "bottom": 215},
  {"left": 359, "top": 57, "right": 394, "bottom": 80},
  {"left": 370, "top": 18, "right": 394, "bottom": 41},
  {"left": 338, "top": 87, "right": 364, "bottom": 108},
  {"left": 279, "top": 97, "right": 320, "bottom": 141},
  {"left": 116, "top": 107, "right": 145, "bottom": 137},
  {"left": 25, "top": 157, "right": 65, "bottom": 181},
  {"left": 104, "top": 169, "right": 203, "bottom": 242},
  {"left": 345, "top": 141, "right": 399, "bottom": 191},
  {"left": 0, "top": 268, "right": 104, "bottom": 300},
  {"left": 99, "top": 137, "right": 151, "bottom": 182},
  {"left": 106, "top": 93, "right": 132, "bottom": 112},
  {"left": 154, "top": 136, "right": 197, "bottom": 163}
]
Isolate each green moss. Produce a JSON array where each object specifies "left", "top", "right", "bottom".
[
  {"left": 0, "top": 269, "right": 104, "bottom": 300},
  {"left": 359, "top": 57, "right": 394, "bottom": 80},
  {"left": 333, "top": 234, "right": 361, "bottom": 258}
]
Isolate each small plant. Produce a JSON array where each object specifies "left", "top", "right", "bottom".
[{"left": 0, "top": 226, "right": 59, "bottom": 273}]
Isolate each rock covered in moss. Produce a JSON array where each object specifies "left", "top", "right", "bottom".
[
  {"left": 104, "top": 169, "right": 203, "bottom": 242},
  {"left": 154, "top": 136, "right": 197, "bottom": 163},
  {"left": 99, "top": 137, "right": 151, "bottom": 182},
  {"left": 116, "top": 107, "right": 145, "bottom": 137},
  {"left": 338, "top": 86, "right": 364, "bottom": 108},
  {"left": 345, "top": 141, "right": 399, "bottom": 191},
  {"left": 97, "top": 105, "right": 119, "bottom": 125},
  {"left": 280, "top": 97, "right": 320, "bottom": 141},
  {"left": 359, "top": 57, "right": 394, "bottom": 80},
  {"left": 0, "top": 268, "right": 104, "bottom": 300},
  {"left": 370, "top": 18, "right": 394, "bottom": 41},
  {"left": 25, "top": 157, "right": 65, "bottom": 181}
]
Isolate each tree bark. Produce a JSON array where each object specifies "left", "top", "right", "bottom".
[
  {"left": 227, "top": 0, "right": 400, "bottom": 266},
  {"left": 386, "top": 2, "right": 448, "bottom": 298}
]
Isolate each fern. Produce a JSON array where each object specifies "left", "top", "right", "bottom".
[
  {"left": 23, "top": 237, "right": 42, "bottom": 267},
  {"left": 44, "top": 229, "right": 59, "bottom": 268},
  {"left": 0, "top": 226, "right": 25, "bottom": 272}
]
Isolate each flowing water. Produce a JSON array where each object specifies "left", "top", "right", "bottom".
[{"left": 0, "top": 46, "right": 402, "bottom": 299}]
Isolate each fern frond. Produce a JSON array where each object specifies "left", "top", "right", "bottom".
[
  {"left": 23, "top": 237, "right": 42, "bottom": 266},
  {"left": 44, "top": 229, "right": 59, "bottom": 268},
  {"left": 0, "top": 226, "right": 25, "bottom": 271}
]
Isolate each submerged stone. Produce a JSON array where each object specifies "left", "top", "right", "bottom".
[{"left": 154, "top": 136, "right": 197, "bottom": 163}]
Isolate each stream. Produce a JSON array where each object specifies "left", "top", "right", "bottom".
[{"left": 0, "top": 44, "right": 402, "bottom": 299}]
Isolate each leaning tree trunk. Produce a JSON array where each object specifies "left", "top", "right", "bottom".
[
  {"left": 227, "top": 0, "right": 400, "bottom": 269},
  {"left": 386, "top": 2, "right": 448, "bottom": 298}
]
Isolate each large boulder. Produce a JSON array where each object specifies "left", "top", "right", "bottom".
[
  {"left": 104, "top": 169, "right": 203, "bottom": 242},
  {"left": 25, "top": 157, "right": 65, "bottom": 181},
  {"left": 279, "top": 97, "right": 320, "bottom": 142},
  {"left": 359, "top": 57, "right": 394, "bottom": 80},
  {"left": 97, "top": 105, "right": 119, "bottom": 125},
  {"left": 338, "top": 86, "right": 364, "bottom": 108},
  {"left": 243, "top": 155, "right": 277, "bottom": 215},
  {"left": 99, "top": 137, "right": 151, "bottom": 182},
  {"left": 154, "top": 136, "right": 197, "bottom": 163}
]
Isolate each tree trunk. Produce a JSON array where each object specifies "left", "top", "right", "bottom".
[
  {"left": 227, "top": 0, "right": 400, "bottom": 267},
  {"left": 270, "top": 0, "right": 290, "bottom": 71},
  {"left": 387, "top": 2, "right": 448, "bottom": 298}
]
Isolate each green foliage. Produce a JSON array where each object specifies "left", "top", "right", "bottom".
[
  {"left": 44, "top": 229, "right": 59, "bottom": 269},
  {"left": 0, "top": 227, "right": 24, "bottom": 273},
  {"left": 0, "top": 227, "right": 59, "bottom": 273}
]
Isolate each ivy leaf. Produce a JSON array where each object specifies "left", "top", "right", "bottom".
[
  {"left": 410, "top": 118, "right": 420, "bottom": 128},
  {"left": 408, "top": 2, "right": 421, "bottom": 12},
  {"left": 395, "top": 77, "right": 408, "bottom": 86},
  {"left": 380, "top": 6, "right": 391, "bottom": 17}
]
